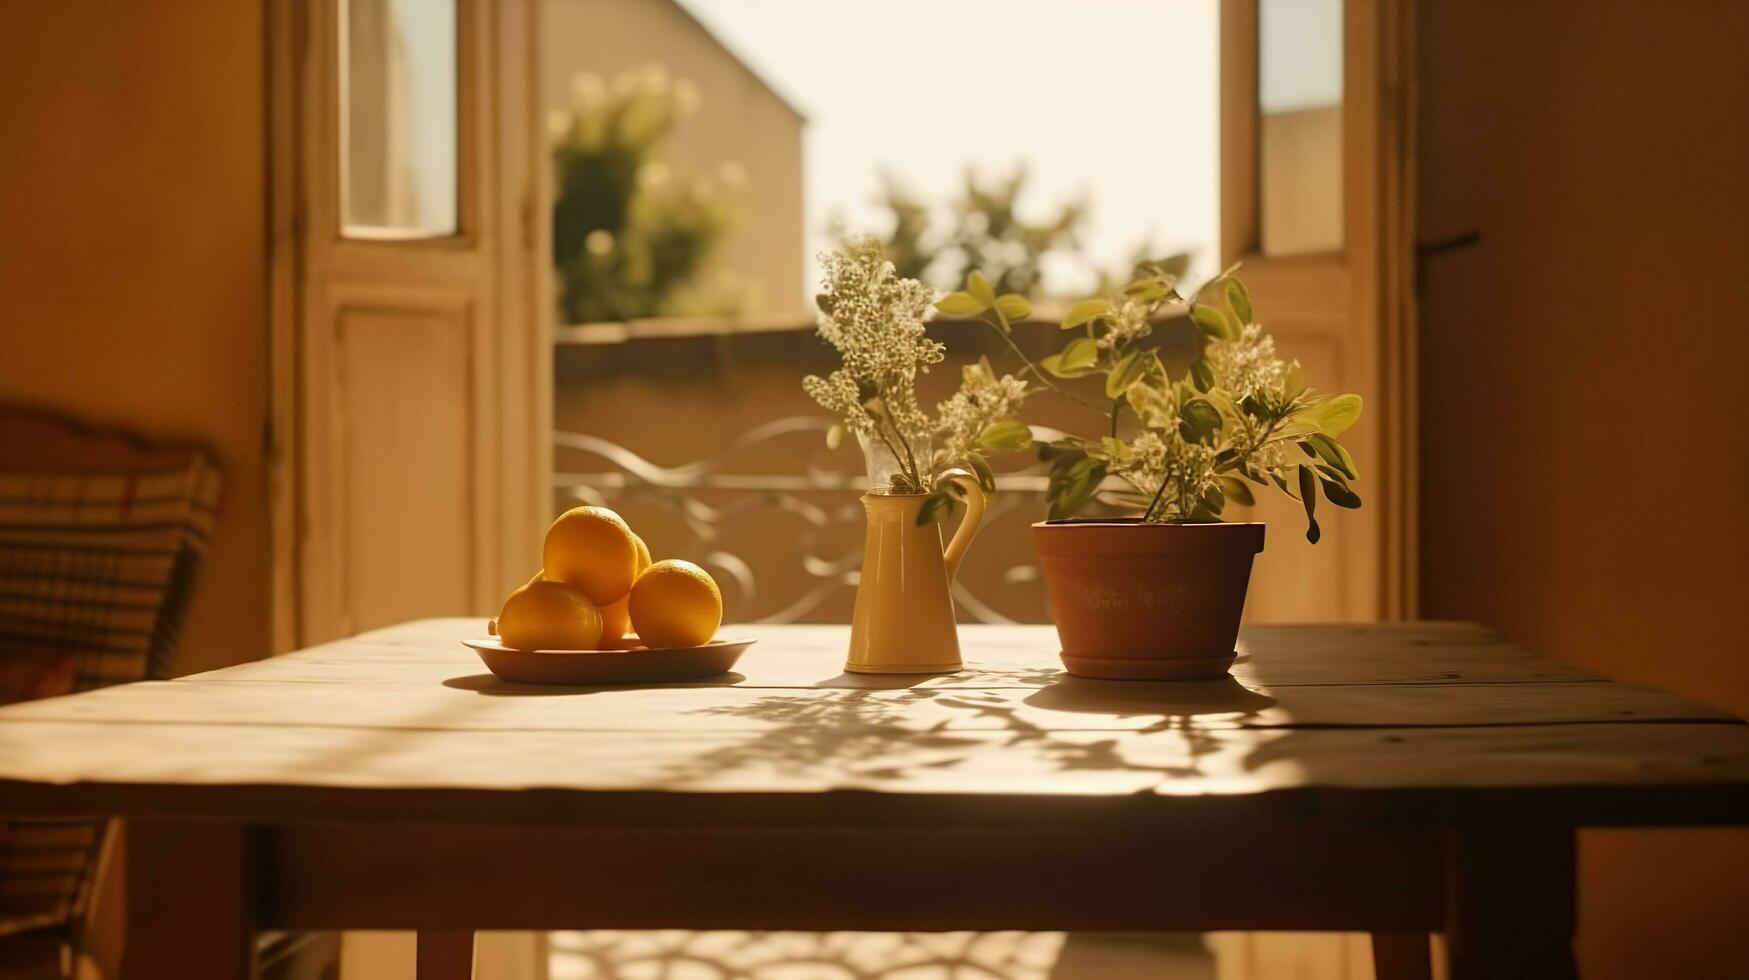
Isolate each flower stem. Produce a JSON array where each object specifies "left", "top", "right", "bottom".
[
  {"left": 1142, "top": 471, "right": 1171, "bottom": 523},
  {"left": 987, "top": 316, "right": 1107, "bottom": 414},
  {"left": 874, "top": 409, "right": 926, "bottom": 491}
]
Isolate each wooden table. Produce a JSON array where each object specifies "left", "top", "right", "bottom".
[{"left": 3, "top": 620, "right": 1747, "bottom": 980}]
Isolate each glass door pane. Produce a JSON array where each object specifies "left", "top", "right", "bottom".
[
  {"left": 341, "top": 0, "right": 459, "bottom": 238},
  {"left": 1258, "top": 0, "right": 1343, "bottom": 256}
]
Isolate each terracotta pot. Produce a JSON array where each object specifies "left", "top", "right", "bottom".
[{"left": 1031, "top": 520, "right": 1265, "bottom": 680}]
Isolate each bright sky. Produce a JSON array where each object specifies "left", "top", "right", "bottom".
[{"left": 677, "top": 0, "right": 1220, "bottom": 298}]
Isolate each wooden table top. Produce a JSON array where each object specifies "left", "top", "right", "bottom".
[{"left": 3, "top": 620, "right": 1747, "bottom": 827}]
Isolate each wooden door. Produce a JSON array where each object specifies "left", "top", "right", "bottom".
[
  {"left": 1219, "top": 0, "right": 1418, "bottom": 623},
  {"left": 270, "top": 0, "right": 550, "bottom": 648}
]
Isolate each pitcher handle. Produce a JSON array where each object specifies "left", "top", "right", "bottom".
[{"left": 939, "top": 469, "right": 986, "bottom": 582}]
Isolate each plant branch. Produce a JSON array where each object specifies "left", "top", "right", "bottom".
[
  {"left": 1141, "top": 470, "right": 1171, "bottom": 523},
  {"left": 870, "top": 410, "right": 922, "bottom": 491},
  {"left": 985, "top": 315, "right": 1107, "bottom": 414}
]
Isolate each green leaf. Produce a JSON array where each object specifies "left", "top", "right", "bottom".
[
  {"left": 916, "top": 489, "right": 957, "bottom": 526},
  {"left": 1137, "top": 253, "right": 1191, "bottom": 280},
  {"left": 1200, "top": 485, "right": 1227, "bottom": 516},
  {"left": 1179, "top": 398, "right": 1223, "bottom": 443},
  {"left": 1297, "top": 465, "right": 1322, "bottom": 544},
  {"left": 1192, "top": 304, "right": 1236, "bottom": 341},
  {"left": 1189, "top": 359, "right": 1215, "bottom": 393},
  {"left": 1320, "top": 476, "right": 1363, "bottom": 509},
  {"left": 1048, "top": 457, "right": 1106, "bottom": 521},
  {"left": 1060, "top": 336, "right": 1099, "bottom": 371},
  {"left": 934, "top": 291, "right": 984, "bottom": 316},
  {"left": 1060, "top": 298, "right": 1111, "bottom": 330},
  {"left": 976, "top": 418, "right": 1033, "bottom": 453},
  {"left": 1225, "top": 278, "right": 1254, "bottom": 325},
  {"left": 1122, "top": 278, "right": 1167, "bottom": 303},
  {"left": 1043, "top": 444, "right": 1087, "bottom": 471},
  {"left": 995, "top": 293, "right": 1031, "bottom": 322},
  {"left": 1304, "top": 393, "right": 1364, "bottom": 436},
  {"left": 968, "top": 454, "right": 997, "bottom": 493},
  {"left": 1218, "top": 475, "right": 1255, "bottom": 506},
  {"left": 1306, "top": 432, "right": 1358, "bottom": 479},
  {"left": 1039, "top": 353, "right": 1095, "bottom": 379},
  {"left": 966, "top": 271, "right": 997, "bottom": 307},
  {"left": 1282, "top": 358, "right": 1306, "bottom": 396},
  {"left": 1125, "top": 381, "right": 1172, "bottom": 427},
  {"left": 1104, "top": 350, "right": 1149, "bottom": 399}
]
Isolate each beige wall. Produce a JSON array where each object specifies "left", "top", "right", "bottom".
[
  {"left": 0, "top": 1, "right": 269, "bottom": 676},
  {"left": 544, "top": 0, "right": 806, "bottom": 316},
  {"left": 1418, "top": 1, "right": 1749, "bottom": 976}
]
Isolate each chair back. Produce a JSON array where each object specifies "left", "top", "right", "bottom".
[{"left": 0, "top": 405, "right": 222, "bottom": 945}]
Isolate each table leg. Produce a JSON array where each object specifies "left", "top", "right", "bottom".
[
  {"left": 120, "top": 820, "right": 255, "bottom": 980},
  {"left": 1443, "top": 826, "right": 1577, "bottom": 980},
  {"left": 416, "top": 930, "right": 474, "bottom": 980}
]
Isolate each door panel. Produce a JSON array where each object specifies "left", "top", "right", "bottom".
[{"left": 334, "top": 299, "right": 477, "bottom": 630}]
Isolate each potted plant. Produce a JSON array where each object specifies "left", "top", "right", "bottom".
[
  {"left": 938, "top": 263, "right": 1364, "bottom": 679},
  {"left": 801, "top": 238, "right": 1035, "bottom": 673}
]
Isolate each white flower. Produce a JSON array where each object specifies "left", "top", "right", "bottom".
[
  {"left": 1097, "top": 299, "right": 1152, "bottom": 350},
  {"left": 802, "top": 371, "right": 871, "bottom": 432},
  {"left": 1206, "top": 323, "right": 1285, "bottom": 399},
  {"left": 1113, "top": 431, "right": 1168, "bottom": 491},
  {"left": 1227, "top": 413, "right": 1291, "bottom": 476},
  {"left": 936, "top": 365, "right": 1029, "bottom": 462},
  {"left": 1114, "top": 429, "right": 1219, "bottom": 520},
  {"left": 804, "top": 236, "right": 944, "bottom": 442}
]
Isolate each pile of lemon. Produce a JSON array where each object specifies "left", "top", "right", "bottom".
[{"left": 492, "top": 506, "right": 723, "bottom": 651}]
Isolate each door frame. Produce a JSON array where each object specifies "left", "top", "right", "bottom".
[
  {"left": 266, "top": 0, "right": 550, "bottom": 653},
  {"left": 1219, "top": 0, "right": 1419, "bottom": 619}
]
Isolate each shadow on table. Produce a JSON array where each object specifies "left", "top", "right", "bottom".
[
  {"left": 645, "top": 672, "right": 1281, "bottom": 787},
  {"left": 1022, "top": 674, "right": 1277, "bottom": 720},
  {"left": 809, "top": 665, "right": 1066, "bottom": 690}
]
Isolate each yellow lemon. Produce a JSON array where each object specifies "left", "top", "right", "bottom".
[
  {"left": 629, "top": 559, "right": 722, "bottom": 648},
  {"left": 598, "top": 593, "right": 632, "bottom": 644},
  {"left": 495, "top": 580, "right": 602, "bottom": 651},
  {"left": 543, "top": 506, "right": 640, "bottom": 605},
  {"left": 488, "top": 570, "right": 548, "bottom": 635}
]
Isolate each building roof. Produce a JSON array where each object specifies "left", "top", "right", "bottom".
[{"left": 668, "top": 0, "right": 808, "bottom": 122}]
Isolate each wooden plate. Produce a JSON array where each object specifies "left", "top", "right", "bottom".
[{"left": 461, "top": 636, "right": 755, "bottom": 685}]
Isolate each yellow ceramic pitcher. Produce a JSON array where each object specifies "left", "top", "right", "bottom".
[{"left": 845, "top": 471, "right": 986, "bottom": 674}]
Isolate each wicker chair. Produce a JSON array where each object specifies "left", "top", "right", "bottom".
[{"left": 0, "top": 406, "right": 221, "bottom": 978}]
